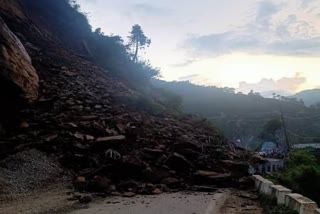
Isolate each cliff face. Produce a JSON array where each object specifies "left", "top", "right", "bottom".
[
  {"left": 0, "top": 0, "right": 249, "bottom": 195},
  {"left": 0, "top": 5, "right": 38, "bottom": 126},
  {"left": 0, "top": 17, "right": 38, "bottom": 101}
]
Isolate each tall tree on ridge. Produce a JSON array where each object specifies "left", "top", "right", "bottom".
[{"left": 128, "top": 24, "right": 151, "bottom": 62}]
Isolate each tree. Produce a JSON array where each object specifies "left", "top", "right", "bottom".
[
  {"left": 128, "top": 24, "right": 151, "bottom": 62},
  {"left": 259, "top": 119, "right": 282, "bottom": 143}
]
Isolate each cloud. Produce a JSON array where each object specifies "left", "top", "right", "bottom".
[
  {"left": 183, "top": 0, "right": 320, "bottom": 57},
  {"left": 238, "top": 73, "right": 307, "bottom": 94},
  {"left": 178, "top": 74, "right": 200, "bottom": 81},
  {"left": 171, "top": 59, "right": 198, "bottom": 67},
  {"left": 255, "top": 0, "right": 282, "bottom": 29},
  {"left": 300, "top": 0, "right": 317, "bottom": 9},
  {"left": 129, "top": 3, "right": 172, "bottom": 17}
]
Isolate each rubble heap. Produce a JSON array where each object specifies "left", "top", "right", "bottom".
[{"left": 0, "top": 2, "right": 251, "bottom": 196}]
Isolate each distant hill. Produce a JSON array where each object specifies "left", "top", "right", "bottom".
[
  {"left": 292, "top": 89, "right": 320, "bottom": 106},
  {"left": 153, "top": 79, "right": 320, "bottom": 147},
  {"left": 260, "top": 90, "right": 292, "bottom": 98}
]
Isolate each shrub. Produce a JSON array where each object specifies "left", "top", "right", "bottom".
[
  {"left": 272, "top": 149, "right": 320, "bottom": 204},
  {"left": 259, "top": 194, "right": 298, "bottom": 214}
]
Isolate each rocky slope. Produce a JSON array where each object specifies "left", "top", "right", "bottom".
[{"left": 0, "top": 0, "right": 250, "bottom": 197}]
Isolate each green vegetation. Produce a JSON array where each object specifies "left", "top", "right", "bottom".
[
  {"left": 20, "top": 0, "right": 187, "bottom": 115},
  {"left": 271, "top": 149, "right": 320, "bottom": 205},
  {"left": 259, "top": 119, "right": 282, "bottom": 143},
  {"left": 22, "top": 0, "right": 159, "bottom": 85},
  {"left": 153, "top": 80, "right": 320, "bottom": 148},
  {"left": 259, "top": 194, "right": 298, "bottom": 214},
  {"left": 128, "top": 24, "right": 151, "bottom": 63}
]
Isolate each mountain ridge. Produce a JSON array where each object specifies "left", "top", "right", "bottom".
[{"left": 292, "top": 88, "right": 320, "bottom": 106}]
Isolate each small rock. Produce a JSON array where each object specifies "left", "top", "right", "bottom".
[
  {"left": 85, "top": 135, "right": 95, "bottom": 141},
  {"left": 88, "top": 176, "right": 110, "bottom": 191},
  {"left": 122, "top": 192, "right": 136, "bottom": 198},
  {"left": 152, "top": 188, "right": 162, "bottom": 194},
  {"left": 165, "top": 153, "right": 194, "bottom": 173},
  {"left": 74, "top": 132, "right": 85, "bottom": 140},
  {"left": 45, "top": 134, "right": 58, "bottom": 142},
  {"left": 74, "top": 176, "right": 86, "bottom": 190},
  {"left": 20, "top": 121, "right": 30, "bottom": 129},
  {"left": 79, "top": 195, "right": 93, "bottom": 204},
  {"left": 161, "top": 177, "right": 179, "bottom": 188},
  {"left": 96, "top": 135, "right": 126, "bottom": 142}
]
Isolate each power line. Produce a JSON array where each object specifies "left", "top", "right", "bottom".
[
  {"left": 283, "top": 114, "right": 320, "bottom": 120},
  {"left": 208, "top": 113, "right": 320, "bottom": 121},
  {"left": 287, "top": 130, "right": 316, "bottom": 140}
]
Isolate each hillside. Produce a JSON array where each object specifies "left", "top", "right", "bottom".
[
  {"left": 153, "top": 80, "right": 320, "bottom": 147},
  {"left": 292, "top": 89, "right": 320, "bottom": 106},
  {"left": 0, "top": 0, "right": 252, "bottom": 207}
]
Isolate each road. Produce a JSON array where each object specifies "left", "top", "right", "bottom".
[{"left": 70, "top": 190, "right": 262, "bottom": 214}]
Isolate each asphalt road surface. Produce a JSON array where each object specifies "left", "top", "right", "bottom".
[{"left": 71, "top": 191, "right": 230, "bottom": 214}]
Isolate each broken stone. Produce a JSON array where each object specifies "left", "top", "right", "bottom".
[
  {"left": 79, "top": 195, "right": 93, "bottom": 204},
  {"left": 74, "top": 176, "right": 86, "bottom": 190},
  {"left": 63, "top": 123, "right": 78, "bottom": 128},
  {"left": 195, "top": 170, "right": 232, "bottom": 179},
  {"left": 73, "top": 132, "right": 94, "bottom": 141},
  {"left": 161, "top": 177, "right": 180, "bottom": 188},
  {"left": 96, "top": 135, "right": 126, "bottom": 142},
  {"left": 122, "top": 192, "right": 136, "bottom": 197},
  {"left": 152, "top": 188, "right": 162, "bottom": 194},
  {"left": 165, "top": 153, "right": 194, "bottom": 173},
  {"left": 45, "top": 134, "right": 58, "bottom": 142},
  {"left": 85, "top": 135, "right": 95, "bottom": 141},
  {"left": 88, "top": 176, "right": 110, "bottom": 191},
  {"left": 19, "top": 121, "right": 30, "bottom": 129},
  {"left": 74, "top": 132, "right": 85, "bottom": 140}
]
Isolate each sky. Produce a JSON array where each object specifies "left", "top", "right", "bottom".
[{"left": 77, "top": 0, "right": 320, "bottom": 94}]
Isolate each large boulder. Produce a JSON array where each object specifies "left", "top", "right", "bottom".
[{"left": 0, "top": 16, "right": 38, "bottom": 123}]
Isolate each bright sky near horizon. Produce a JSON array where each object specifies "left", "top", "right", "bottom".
[{"left": 77, "top": 0, "right": 320, "bottom": 94}]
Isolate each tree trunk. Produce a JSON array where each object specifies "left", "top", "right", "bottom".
[{"left": 133, "top": 40, "right": 139, "bottom": 62}]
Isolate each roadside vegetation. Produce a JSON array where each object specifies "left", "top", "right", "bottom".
[
  {"left": 259, "top": 194, "right": 298, "bottom": 214},
  {"left": 270, "top": 149, "right": 320, "bottom": 205}
]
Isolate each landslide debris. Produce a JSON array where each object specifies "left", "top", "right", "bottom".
[{"left": 0, "top": 0, "right": 251, "bottom": 198}]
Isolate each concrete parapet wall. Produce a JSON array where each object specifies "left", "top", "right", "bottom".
[
  {"left": 253, "top": 175, "right": 265, "bottom": 190},
  {"left": 285, "top": 193, "right": 318, "bottom": 214},
  {"left": 260, "top": 179, "right": 274, "bottom": 195},
  {"left": 253, "top": 175, "right": 318, "bottom": 214},
  {"left": 270, "top": 185, "right": 292, "bottom": 204}
]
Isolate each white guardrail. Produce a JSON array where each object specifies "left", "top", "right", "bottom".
[{"left": 253, "top": 175, "right": 320, "bottom": 214}]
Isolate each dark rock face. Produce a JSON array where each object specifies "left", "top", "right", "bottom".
[{"left": 0, "top": 16, "right": 38, "bottom": 124}]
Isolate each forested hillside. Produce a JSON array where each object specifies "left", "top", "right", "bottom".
[{"left": 153, "top": 80, "right": 320, "bottom": 148}]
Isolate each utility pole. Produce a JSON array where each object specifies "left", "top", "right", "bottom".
[{"left": 280, "top": 109, "right": 290, "bottom": 151}]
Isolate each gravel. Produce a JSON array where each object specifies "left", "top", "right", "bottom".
[{"left": 0, "top": 149, "right": 66, "bottom": 194}]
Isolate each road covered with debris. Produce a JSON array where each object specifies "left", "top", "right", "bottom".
[{"left": 70, "top": 190, "right": 262, "bottom": 214}]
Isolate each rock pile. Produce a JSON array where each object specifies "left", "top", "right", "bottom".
[{"left": 0, "top": 5, "right": 251, "bottom": 196}]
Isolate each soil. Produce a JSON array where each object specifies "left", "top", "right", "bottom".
[{"left": 221, "top": 190, "right": 263, "bottom": 214}]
